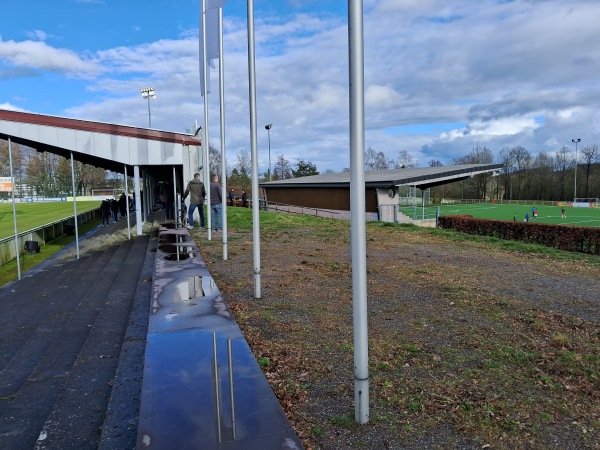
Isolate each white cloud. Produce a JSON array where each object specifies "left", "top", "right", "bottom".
[
  {"left": 4, "top": 0, "right": 600, "bottom": 172},
  {"left": 25, "top": 30, "right": 49, "bottom": 42},
  {"left": 0, "top": 38, "right": 101, "bottom": 77},
  {"left": 0, "top": 103, "right": 28, "bottom": 112},
  {"left": 468, "top": 116, "right": 541, "bottom": 138},
  {"left": 365, "top": 85, "right": 404, "bottom": 109}
]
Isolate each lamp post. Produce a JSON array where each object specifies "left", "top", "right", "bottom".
[
  {"left": 140, "top": 87, "right": 156, "bottom": 128},
  {"left": 572, "top": 138, "right": 581, "bottom": 204},
  {"left": 265, "top": 123, "right": 272, "bottom": 181}
]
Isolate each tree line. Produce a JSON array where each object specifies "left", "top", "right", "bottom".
[
  {"left": 440, "top": 144, "right": 600, "bottom": 201},
  {"left": 0, "top": 141, "right": 109, "bottom": 198},
  {"left": 3, "top": 138, "right": 599, "bottom": 202}
]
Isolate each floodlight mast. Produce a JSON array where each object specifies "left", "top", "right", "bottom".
[
  {"left": 140, "top": 87, "right": 156, "bottom": 128},
  {"left": 265, "top": 123, "right": 272, "bottom": 181},
  {"left": 572, "top": 138, "right": 581, "bottom": 204}
]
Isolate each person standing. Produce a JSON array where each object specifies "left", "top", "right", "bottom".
[
  {"left": 241, "top": 190, "right": 248, "bottom": 208},
  {"left": 101, "top": 199, "right": 111, "bottom": 226},
  {"left": 228, "top": 188, "right": 235, "bottom": 207},
  {"left": 562, "top": 207, "right": 566, "bottom": 219},
  {"left": 110, "top": 198, "right": 119, "bottom": 222},
  {"left": 118, "top": 192, "right": 127, "bottom": 219},
  {"left": 182, "top": 173, "right": 206, "bottom": 230},
  {"left": 210, "top": 175, "right": 223, "bottom": 231}
]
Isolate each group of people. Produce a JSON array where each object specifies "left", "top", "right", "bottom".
[
  {"left": 524, "top": 207, "right": 539, "bottom": 222},
  {"left": 182, "top": 175, "right": 250, "bottom": 232},
  {"left": 512, "top": 206, "right": 568, "bottom": 222},
  {"left": 181, "top": 173, "right": 250, "bottom": 232},
  {"left": 228, "top": 188, "right": 248, "bottom": 208},
  {"left": 100, "top": 193, "right": 130, "bottom": 226}
]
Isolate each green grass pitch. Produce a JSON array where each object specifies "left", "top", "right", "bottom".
[
  {"left": 438, "top": 203, "right": 600, "bottom": 228},
  {"left": 0, "top": 201, "right": 100, "bottom": 239}
]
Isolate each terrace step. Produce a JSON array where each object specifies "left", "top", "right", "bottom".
[{"left": 0, "top": 221, "right": 150, "bottom": 449}]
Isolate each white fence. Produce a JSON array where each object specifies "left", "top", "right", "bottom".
[{"left": 0, "top": 208, "right": 101, "bottom": 266}]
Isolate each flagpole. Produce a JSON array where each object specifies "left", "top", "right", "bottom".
[
  {"left": 348, "top": 0, "right": 369, "bottom": 424},
  {"left": 247, "top": 0, "right": 261, "bottom": 299},
  {"left": 201, "top": 0, "right": 212, "bottom": 241},
  {"left": 8, "top": 137, "right": 21, "bottom": 281},
  {"left": 218, "top": 6, "right": 228, "bottom": 260}
]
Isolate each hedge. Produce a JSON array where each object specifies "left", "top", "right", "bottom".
[{"left": 438, "top": 215, "right": 600, "bottom": 255}]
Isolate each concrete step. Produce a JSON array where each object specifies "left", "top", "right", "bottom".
[
  {"left": 0, "top": 237, "right": 140, "bottom": 449},
  {"left": 35, "top": 235, "right": 150, "bottom": 449},
  {"left": 0, "top": 245, "right": 122, "bottom": 374},
  {"left": 53, "top": 220, "right": 135, "bottom": 262}
]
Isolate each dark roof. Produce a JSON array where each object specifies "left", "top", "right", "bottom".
[
  {"left": 260, "top": 164, "right": 503, "bottom": 189},
  {"left": 0, "top": 109, "right": 201, "bottom": 146}
]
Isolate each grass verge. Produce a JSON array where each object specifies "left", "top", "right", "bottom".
[{"left": 200, "top": 207, "right": 600, "bottom": 449}]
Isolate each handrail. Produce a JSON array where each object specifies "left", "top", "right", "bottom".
[
  {"left": 0, "top": 207, "right": 100, "bottom": 244},
  {"left": 253, "top": 199, "right": 341, "bottom": 219}
]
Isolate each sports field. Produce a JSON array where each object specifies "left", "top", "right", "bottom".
[
  {"left": 0, "top": 201, "right": 100, "bottom": 239},
  {"left": 437, "top": 202, "right": 600, "bottom": 227}
]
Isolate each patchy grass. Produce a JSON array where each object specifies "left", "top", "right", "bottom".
[{"left": 200, "top": 207, "right": 600, "bottom": 449}]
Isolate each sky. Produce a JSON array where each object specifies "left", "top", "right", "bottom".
[{"left": 1, "top": 0, "right": 599, "bottom": 174}]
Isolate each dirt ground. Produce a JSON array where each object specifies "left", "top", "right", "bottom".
[{"left": 198, "top": 216, "right": 600, "bottom": 450}]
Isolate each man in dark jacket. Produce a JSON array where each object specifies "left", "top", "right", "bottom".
[
  {"left": 210, "top": 175, "right": 223, "bottom": 231},
  {"left": 182, "top": 173, "right": 206, "bottom": 229}
]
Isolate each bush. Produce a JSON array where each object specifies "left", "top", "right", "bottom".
[{"left": 438, "top": 215, "right": 600, "bottom": 255}]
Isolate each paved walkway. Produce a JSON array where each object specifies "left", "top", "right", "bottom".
[{"left": 0, "top": 214, "right": 303, "bottom": 449}]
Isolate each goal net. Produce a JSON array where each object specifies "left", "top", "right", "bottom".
[{"left": 574, "top": 198, "right": 599, "bottom": 208}]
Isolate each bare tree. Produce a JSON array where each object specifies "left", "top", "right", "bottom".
[
  {"left": 273, "top": 154, "right": 292, "bottom": 180},
  {"left": 26, "top": 151, "right": 61, "bottom": 197},
  {"left": 428, "top": 159, "right": 443, "bottom": 167},
  {"left": 364, "top": 146, "right": 391, "bottom": 170},
  {"left": 453, "top": 146, "right": 494, "bottom": 198},
  {"left": 579, "top": 145, "right": 599, "bottom": 198},
  {"left": 509, "top": 146, "right": 532, "bottom": 199},
  {"left": 208, "top": 144, "right": 221, "bottom": 178},
  {"left": 395, "top": 149, "right": 416, "bottom": 168},
  {"left": 498, "top": 147, "right": 515, "bottom": 200},
  {"left": 531, "top": 151, "right": 554, "bottom": 200},
  {"left": 554, "top": 146, "right": 571, "bottom": 201}
]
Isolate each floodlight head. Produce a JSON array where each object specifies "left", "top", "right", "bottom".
[
  {"left": 572, "top": 138, "right": 581, "bottom": 144},
  {"left": 265, "top": 123, "right": 272, "bottom": 130},
  {"left": 140, "top": 87, "right": 156, "bottom": 99}
]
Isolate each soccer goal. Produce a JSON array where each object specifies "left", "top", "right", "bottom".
[{"left": 574, "top": 198, "right": 599, "bottom": 208}]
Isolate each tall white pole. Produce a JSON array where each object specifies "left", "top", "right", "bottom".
[
  {"left": 247, "top": 0, "right": 261, "bottom": 299},
  {"left": 201, "top": 0, "right": 212, "bottom": 241},
  {"left": 348, "top": 0, "right": 369, "bottom": 424},
  {"left": 124, "top": 164, "right": 131, "bottom": 239},
  {"left": 147, "top": 95, "right": 152, "bottom": 128},
  {"left": 8, "top": 138, "right": 21, "bottom": 280},
  {"left": 134, "top": 165, "right": 142, "bottom": 235},
  {"left": 267, "top": 127, "right": 271, "bottom": 181},
  {"left": 70, "top": 152, "right": 80, "bottom": 259},
  {"left": 172, "top": 166, "right": 178, "bottom": 227},
  {"left": 572, "top": 138, "right": 580, "bottom": 204},
  {"left": 219, "top": 7, "right": 228, "bottom": 260}
]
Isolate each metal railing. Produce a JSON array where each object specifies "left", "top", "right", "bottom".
[
  {"left": 0, "top": 208, "right": 101, "bottom": 266},
  {"left": 256, "top": 200, "right": 345, "bottom": 220}
]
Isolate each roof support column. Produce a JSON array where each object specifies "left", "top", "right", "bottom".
[
  {"left": 134, "top": 165, "right": 143, "bottom": 235},
  {"left": 124, "top": 164, "right": 131, "bottom": 239},
  {"left": 70, "top": 151, "right": 80, "bottom": 259}
]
